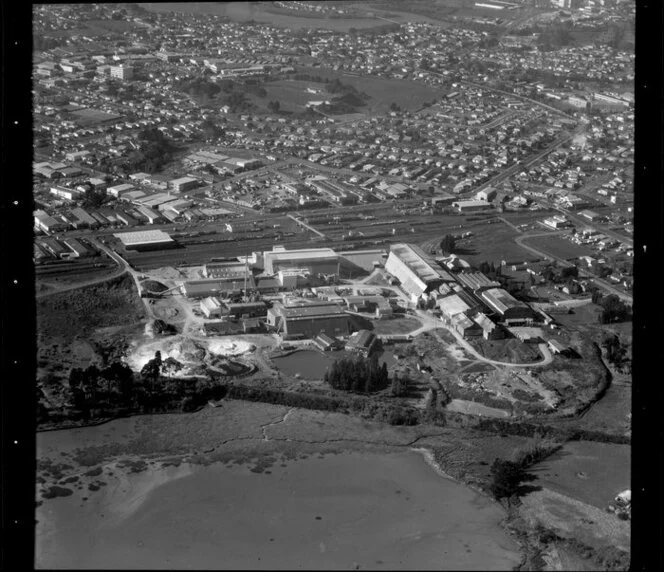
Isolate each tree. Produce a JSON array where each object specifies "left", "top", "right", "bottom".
[
  {"left": 488, "top": 458, "right": 528, "bottom": 500},
  {"left": 440, "top": 234, "right": 456, "bottom": 255},
  {"left": 82, "top": 187, "right": 107, "bottom": 209}
]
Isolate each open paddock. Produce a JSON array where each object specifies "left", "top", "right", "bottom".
[
  {"left": 523, "top": 235, "right": 593, "bottom": 262},
  {"left": 455, "top": 219, "right": 537, "bottom": 266},
  {"left": 531, "top": 441, "right": 630, "bottom": 511}
]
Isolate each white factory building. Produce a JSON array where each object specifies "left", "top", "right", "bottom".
[
  {"left": 385, "top": 243, "right": 456, "bottom": 301},
  {"left": 262, "top": 246, "right": 339, "bottom": 276}
]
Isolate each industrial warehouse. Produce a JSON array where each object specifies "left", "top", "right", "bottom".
[{"left": 113, "top": 229, "right": 176, "bottom": 251}]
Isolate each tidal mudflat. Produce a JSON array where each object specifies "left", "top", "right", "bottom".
[{"left": 36, "top": 402, "right": 521, "bottom": 570}]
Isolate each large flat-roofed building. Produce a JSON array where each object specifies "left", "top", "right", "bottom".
[
  {"left": 263, "top": 246, "right": 339, "bottom": 276},
  {"left": 110, "top": 64, "right": 134, "bottom": 80},
  {"left": 169, "top": 176, "right": 199, "bottom": 194},
  {"left": 267, "top": 302, "right": 350, "bottom": 339},
  {"left": 204, "top": 261, "right": 251, "bottom": 280},
  {"left": 437, "top": 293, "right": 476, "bottom": 320},
  {"left": 452, "top": 199, "right": 493, "bottom": 213},
  {"left": 385, "top": 243, "right": 455, "bottom": 299},
  {"left": 480, "top": 288, "right": 535, "bottom": 324},
  {"left": 182, "top": 276, "right": 257, "bottom": 298},
  {"left": 113, "top": 229, "right": 175, "bottom": 251}
]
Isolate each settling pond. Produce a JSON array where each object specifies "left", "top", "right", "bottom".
[{"left": 272, "top": 349, "right": 398, "bottom": 380}]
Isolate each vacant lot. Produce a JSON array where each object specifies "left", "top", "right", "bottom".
[
  {"left": 523, "top": 235, "right": 591, "bottom": 262},
  {"left": 470, "top": 338, "right": 542, "bottom": 364},
  {"left": 371, "top": 316, "right": 422, "bottom": 335},
  {"left": 37, "top": 273, "right": 146, "bottom": 342}
]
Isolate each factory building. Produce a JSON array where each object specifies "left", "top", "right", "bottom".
[
  {"left": 69, "top": 207, "right": 99, "bottom": 229},
  {"left": 480, "top": 288, "right": 536, "bottom": 325},
  {"left": 34, "top": 209, "right": 69, "bottom": 233},
  {"left": 454, "top": 272, "right": 501, "bottom": 293},
  {"left": 200, "top": 296, "right": 223, "bottom": 318},
  {"left": 203, "top": 261, "right": 251, "bottom": 280},
  {"left": 223, "top": 301, "right": 267, "bottom": 319},
  {"left": 473, "top": 312, "right": 505, "bottom": 340},
  {"left": 108, "top": 183, "right": 135, "bottom": 198},
  {"left": 450, "top": 313, "right": 482, "bottom": 338},
  {"left": 346, "top": 330, "right": 379, "bottom": 356},
  {"left": 113, "top": 229, "right": 175, "bottom": 251},
  {"left": 63, "top": 238, "right": 91, "bottom": 258},
  {"left": 267, "top": 302, "right": 350, "bottom": 339},
  {"left": 452, "top": 199, "right": 493, "bottom": 213},
  {"left": 182, "top": 275, "right": 257, "bottom": 299},
  {"left": 385, "top": 243, "right": 456, "bottom": 300},
  {"left": 262, "top": 246, "right": 339, "bottom": 276}
]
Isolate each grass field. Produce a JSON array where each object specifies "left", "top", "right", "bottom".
[
  {"left": 531, "top": 441, "right": 630, "bottom": 510},
  {"left": 68, "top": 108, "right": 123, "bottom": 126},
  {"left": 576, "top": 383, "right": 631, "bottom": 436},
  {"left": 522, "top": 235, "right": 591, "bottom": 262},
  {"left": 256, "top": 80, "right": 332, "bottom": 113},
  {"left": 296, "top": 67, "right": 443, "bottom": 113}
]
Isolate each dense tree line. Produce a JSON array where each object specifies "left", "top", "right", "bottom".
[
  {"left": 439, "top": 234, "right": 456, "bottom": 255},
  {"left": 324, "top": 354, "right": 389, "bottom": 393},
  {"left": 123, "top": 128, "right": 176, "bottom": 173},
  {"left": 592, "top": 293, "right": 631, "bottom": 324}
]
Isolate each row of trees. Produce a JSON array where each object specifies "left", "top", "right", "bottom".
[
  {"left": 602, "top": 334, "right": 631, "bottom": 374},
  {"left": 324, "top": 354, "right": 389, "bottom": 393}
]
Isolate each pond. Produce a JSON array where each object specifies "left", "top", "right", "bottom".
[{"left": 272, "top": 349, "right": 399, "bottom": 380}]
